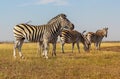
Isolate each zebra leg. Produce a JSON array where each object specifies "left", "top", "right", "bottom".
[
  {"left": 61, "top": 43, "right": 65, "bottom": 53},
  {"left": 13, "top": 40, "right": 19, "bottom": 58},
  {"left": 13, "top": 39, "right": 24, "bottom": 58},
  {"left": 76, "top": 42, "right": 80, "bottom": 53},
  {"left": 72, "top": 43, "right": 75, "bottom": 53},
  {"left": 95, "top": 42, "right": 99, "bottom": 50},
  {"left": 18, "top": 40, "right": 24, "bottom": 58},
  {"left": 43, "top": 40, "right": 49, "bottom": 59},
  {"left": 52, "top": 43, "right": 56, "bottom": 56},
  {"left": 98, "top": 41, "right": 101, "bottom": 50},
  {"left": 42, "top": 43, "right": 50, "bottom": 56},
  {"left": 60, "top": 39, "right": 65, "bottom": 53}
]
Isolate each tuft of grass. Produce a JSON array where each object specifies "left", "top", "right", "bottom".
[{"left": 0, "top": 42, "right": 120, "bottom": 79}]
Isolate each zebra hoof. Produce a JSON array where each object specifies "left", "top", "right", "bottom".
[
  {"left": 20, "top": 56, "right": 25, "bottom": 59},
  {"left": 52, "top": 53, "right": 56, "bottom": 57},
  {"left": 45, "top": 56, "right": 48, "bottom": 59}
]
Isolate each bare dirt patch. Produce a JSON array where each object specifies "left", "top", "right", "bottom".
[{"left": 101, "top": 46, "right": 120, "bottom": 52}]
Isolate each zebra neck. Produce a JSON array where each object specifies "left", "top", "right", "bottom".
[
  {"left": 50, "top": 22, "right": 62, "bottom": 34},
  {"left": 45, "top": 23, "right": 61, "bottom": 41}
]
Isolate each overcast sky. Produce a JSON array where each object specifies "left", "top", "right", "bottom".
[{"left": 0, "top": 0, "right": 120, "bottom": 41}]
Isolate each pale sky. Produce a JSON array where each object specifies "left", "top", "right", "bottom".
[{"left": 0, "top": 0, "right": 120, "bottom": 41}]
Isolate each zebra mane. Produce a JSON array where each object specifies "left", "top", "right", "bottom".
[
  {"left": 96, "top": 27, "right": 108, "bottom": 33},
  {"left": 47, "top": 13, "right": 66, "bottom": 24},
  {"left": 80, "top": 32, "right": 90, "bottom": 45}
]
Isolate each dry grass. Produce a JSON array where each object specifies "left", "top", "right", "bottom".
[{"left": 0, "top": 42, "right": 120, "bottom": 79}]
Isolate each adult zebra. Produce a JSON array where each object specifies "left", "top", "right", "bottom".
[
  {"left": 85, "top": 27, "right": 108, "bottom": 50},
  {"left": 13, "top": 14, "right": 74, "bottom": 59},
  {"left": 37, "top": 14, "right": 75, "bottom": 56},
  {"left": 60, "top": 30, "right": 90, "bottom": 53}
]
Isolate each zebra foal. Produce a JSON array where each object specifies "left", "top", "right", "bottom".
[
  {"left": 60, "top": 30, "right": 90, "bottom": 53},
  {"left": 13, "top": 14, "right": 74, "bottom": 59},
  {"left": 85, "top": 27, "right": 108, "bottom": 50}
]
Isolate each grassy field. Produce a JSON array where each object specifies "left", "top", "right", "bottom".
[{"left": 0, "top": 42, "right": 120, "bottom": 79}]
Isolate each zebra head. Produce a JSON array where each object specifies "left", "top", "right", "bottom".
[
  {"left": 103, "top": 27, "right": 108, "bottom": 37},
  {"left": 96, "top": 27, "right": 108, "bottom": 37},
  {"left": 48, "top": 13, "right": 74, "bottom": 30},
  {"left": 81, "top": 33, "right": 90, "bottom": 51}
]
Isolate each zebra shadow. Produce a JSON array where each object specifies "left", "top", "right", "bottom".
[{"left": 101, "top": 46, "right": 120, "bottom": 53}]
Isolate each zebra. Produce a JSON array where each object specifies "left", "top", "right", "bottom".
[
  {"left": 13, "top": 14, "right": 74, "bottom": 59},
  {"left": 37, "top": 14, "right": 75, "bottom": 57},
  {"left": 85, "top": 27, "right": 108, "bottom": 50},
  {"left": 59, "top": 30, "right": 90, "bottom": 53}
]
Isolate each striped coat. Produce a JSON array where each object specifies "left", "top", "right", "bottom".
[
  {"left": 85, "top": 28, "right": 108, "bottom": 50},
  {"left": 13, "top": 14, "right": 74, "bottom": 59},
  {"left": 60, "top": 30, "right": 90, "bottom": 53}
]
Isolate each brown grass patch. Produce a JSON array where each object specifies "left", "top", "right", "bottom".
[
  {"left": 101, "top": 46, "right": 120, "bottom": 52},
  {"left": 0, "top": 42, "right": 120, "bottom": 79}
]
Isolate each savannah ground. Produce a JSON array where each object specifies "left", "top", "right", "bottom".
[{"left": 0, "top": 42, "right": 120, "bottom": 79}]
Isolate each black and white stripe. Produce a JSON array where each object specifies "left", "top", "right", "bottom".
[
  {"left": 59, "top": 30, "right": 90, "bottom": 53},
  {"left": 38, "top": 14, "right": 74, "bottom": 56},
  {"left": 13, "top": 14, "right": 74, "bottom": 59},
  {"left": 85, "top": 27, "right": 108, "bottom": 50}
]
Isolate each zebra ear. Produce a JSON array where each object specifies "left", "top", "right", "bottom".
[
  {"left": 106, "top": 27, "right": 108, "bottom": 30},
  {"left": 60, "top": 13, "right": 66, "bottom": 18},
  {"left": 82, "top": 30, "right": 86, "bottom": 34},
  {"left": 105, "top": 27, "right": 108, "bottom": 30}
]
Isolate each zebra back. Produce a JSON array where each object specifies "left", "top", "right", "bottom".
[
  {"left": 60, "top": 30, "right": 81, "bottom": 43},
  {"left": 13, "top": 24, "right": 44, "bottom": 41},
  {"left": 60, "top": 30, "right": 90, "bottom": 45},
  {"left": 13, "top": 14, "right": 74, "bottom": 42},
  {"left": 85, "top": 27, "right": 108, "bottom": 44},
  {"left": 60, "top": 30, "right": 90, "bottom": 51}
]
